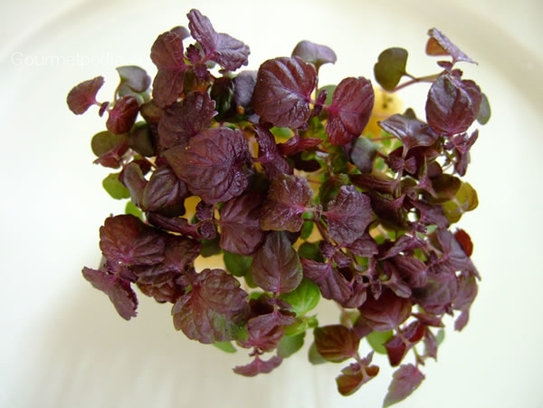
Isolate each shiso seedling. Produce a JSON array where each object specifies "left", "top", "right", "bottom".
[{"left": 67, "top": 9, "right": 490, "bottom": 407}]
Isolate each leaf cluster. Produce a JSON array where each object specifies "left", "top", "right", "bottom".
[{"left": 68, "top": 10, "right": 489, "bottom": 406}]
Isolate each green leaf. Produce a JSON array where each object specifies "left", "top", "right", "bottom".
[
  {"left": 300, "top": 219, "right": 315, "bottom": 240},
  {"left": 125, "top": 200, "right": 143, "bottom": 219},
  {"left": 374, "top": 48, "right": 408, "bottom": 91},
  {"left": 366, "top": 330, "right": 393, "bottom": 355},
  {"left": 297, "top": 242, "right": 322, "bottom": 261},
  {"left": 317, "top": 84, "right": 336, "bottom": 105},
  {"left": 213, "top": 341, "right": 237, "bottom": 353},
  {"left": 277, "top": 331, "right": 305, "bottom": 358},
  {"left": 91, "top": 130, "right": 128, "bottom": 157},
  {"left": 102, "top": 173, "right": 130, "bottom": 199},
  {"left": 308, "top": 342, "right": 327, "bottom": 365},
  {"left": 200, "top": 237, "right": 222, "bottom": 257},
  {"left": 223, "top": 251, "right": 252, "bottom": 277},
  {"left": 436, "top": 329, "right": 445, "bottom": 346},
  {"left": 280, "top": 278, "right": 320, "bottom": 317},
  {"left": 442, "top": 181, "right": 478, "bottom": 223},
  {"left": 284, "top": 315, "right": 319, "bottom": 336},
  {"left": 476, "top": 92, "right": 491, "bottom": 125},
  {"left": 270, "top": 126, "right": 293, "bottom": 140}
]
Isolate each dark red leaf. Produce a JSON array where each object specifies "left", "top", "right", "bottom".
[
  {"left": 67, "top": 76, "right": 104, "bottom": 114},
  {"left": 106, "top": 95, "right": 139, "bottom": 135},
  {"left": 146, "top": 212, "right": 200, "bottom": 239},
  {"left": 254, "top": 125, "right": 293, "bottom": 178},
  {"left": 260, "top": 173, "right": 313, "bottom": 232},
  {"left": 219, "top": 192, "right": 266, "bottom": 255},
  {"left": 252, "top": 231, "right": 303, "bottom": 294},
  {"left": 314, "top": 325, "right": 360, "bottom": 363},
  {"left": 326, "top": 77, "right": 374, "bottom": 145},
  {"left": 384, "top": 334, "right": 407, "bottom": 367},
  {"left": 141, "top": 165, "right": 188, "bottom": 215},
  {"left": 291, "top": 40, "right": 337, "bottom": 68},
  {"left": 82, "top": 267, "right": 138, "bottom": 320},
  {"left": 378, "top": 109, "right": 438, "bottom": 152},
  {"left": 99, "top": 214, "right": 165, "bottom": 267},
  {"left": 158, "top": 91, "right": 216, "bottom": 150},
  {"left": 172, "top": 268, "right": 249, "bottom": 343},
  {"left": 336, "top": 358, "right": 379, "bottom": 396},
  {"left": 187, "top": 9, "right": 250, "bottom": 71},
  {"left": 324, "top": 185, "right": 372, "bottom": 245},
  {"left": 150, "top": 28, "right": 187, "bottom": 107},
  {"left": 164, "top": 127, "right": 251, "bottom": 204},
  {"left": 251, "top": 56, "right": 317, "bottom": 128},
  {"left": 120, "top": 162, "right": 147, "bottom": 207},
  {"left": 426, "top": 28, "right": 475, "bottom": 64},
  {"left": 233, "top": 355, "right": 282, "bottom": 377},
  {"left": 133, "top": 234, "right": 200, "bottom": 283},
  {"left": 301, "top": 258, "right": 352, "bottom": 303},
  {"left": 425, "top": 72, "right": 481, "bottom": 136},
  {"left": 383, "top": 364, "right": 425, "bottom": 407},
  {"left": 454, "top": 228, "right": 473, "bottom": 257},
  {"left": 358, "top": 290, "right": 411, "bottom": 332}
]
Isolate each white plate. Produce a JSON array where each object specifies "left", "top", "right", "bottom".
[{"left": 1, "top": 1, "right": 542, "bottom": 407}]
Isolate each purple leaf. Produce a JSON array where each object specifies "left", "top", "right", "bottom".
[
  {"left": 358, "top": 290, "right": 412, "bottom": 332},
  {"left": 233, "top": 355, "right": 283, "bottom": 377},
  {"left": 254, "top": 125, "right": 293, "bottom": 178},
  {"left": 383, "top": 364, "right": 425, "bottom": 407},
  {"left": 301, "top": 258, "right": 352, "bottom": 303},
  {"left": 425, "top": 72, "right": 481, "bottom": 136},
  {"left": 260, "top": 173, "right": 313, "bottom": 232},
  {"left": 233, "top": 70, "right": 257, "bottom": 108},
  {"left": 412, "top": 269, "right": 457, "bottom": 315},
  {"left": 252, "top": 232, "right": 303, "bottom": 294},
  {"left": 452, "top": 272, "right": 478, "bottom": 331},
  {"left": 187, "top": 9, "right": 250, "bottom": 71},
  {"left": 150, "top": 28, "right": 187, "bottom": 107},
  {"left": 347, "top": 234, "right": 379, "bottom": 258},
  {"left": 158, "top": 91, "right": 216, "bottom": 150},
  {"left": 82, "top": 267, "right": 138, "bottom": 320},
  {"left": 172, "top": 268, "right": 249, "bottom": 343},
  {"left": 314, "top": 325, "right": 360, "bottom": 363},
  {"left": 324, "top": 185, "right": 372, "bottom": 245},
  {"left": 99, "top": 214, "right": 165, "bottom": 267},
  {"left": 141, "top": 165, "right": 188, "bottom": 215},
  {"left": 291, "top": 40, "right": 337, "bottom": 68},
  {"left": 426, "top": 28, "right": 475, "bottom": 64},
  {"left": 238, "top": 313, "right": 288, "bottom": 352},
  {"left": 384, "top": 322, "right": 424, "bottom": 366},
  {"left": 218, "top": 192, "right": 266, "bottom": 255},
  {"left": 430, "top": 228, "right": 478, "bottom": 277},
  {"left": 164, "top": 127, "right": 251, "bottom": 204},
  {"left": 251, "top": 56, "right": 317, "bottom": 128},
  {"left": 391, "top": 255, "right": 428, "bottom": 288},
  {"left": 67, "top": 76, "right": 104, "bottom": 114},
  {"left": 326, "top": 77, "right": 374, "bottom": 145},
  {"left": 378, "top": 110, "right": 439, "bottom": 153}
]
